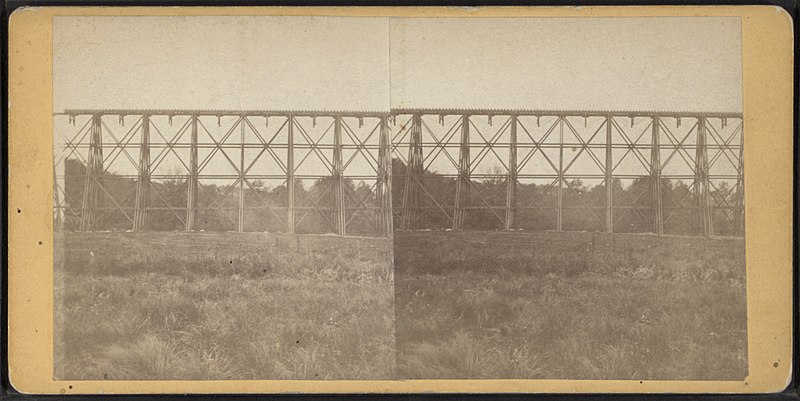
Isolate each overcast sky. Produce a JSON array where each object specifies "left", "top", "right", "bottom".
[
  {"left": 54, "top": 15, "right": 742, "bottom": 113},
  {"left": 391, "top": 17, "right": 742, "bottom": 112},
  {"left": 54, "top": 16, "right": 392, "bottom": 111},
  {"left": 53, "top": 15, "right": 742, "bottom": 181}
]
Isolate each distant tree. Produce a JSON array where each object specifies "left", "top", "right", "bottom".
[{"left": 61, "top": 155, "right": 739, "bottom": 235}]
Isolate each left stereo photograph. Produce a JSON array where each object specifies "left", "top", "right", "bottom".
[{"left": 52, "top": 15, "right": 396, "bottom": 380}]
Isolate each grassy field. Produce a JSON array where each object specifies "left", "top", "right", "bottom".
[
  {"left": 55, "top": 230, "right": 747, "bottom": 381},
  {"left": 54, "top": 232, "right": 394, "bottom": 380},
  {"left": 394, "top": 231, "right": 747, "bottom": 380}
]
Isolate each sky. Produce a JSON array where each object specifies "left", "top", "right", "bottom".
[
  {"left": 53, "top": 15, "right": 742, "bottom": 181},
  {"left": 390, "top": 17, "right": 742, "bottom": 112},
  {"left": 54, "top": 15, "right": 742, "bottom": 113},
  {"left": 53, "top": 16, "right": 391, "bottom": 111}
]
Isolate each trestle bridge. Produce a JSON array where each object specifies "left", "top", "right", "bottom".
[{"left": 54, "top": 108, "right": 744, "bottom": 238}]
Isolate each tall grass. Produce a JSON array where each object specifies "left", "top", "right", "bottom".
[
  {"left": 394, "top": 231, "right": 747, "bottom": 380},
  {"left": 54, "top": 232, "right": 394, "bottom": 380},
  {"left": 55, "top": 230, "right": 747, "bottom": 380}
]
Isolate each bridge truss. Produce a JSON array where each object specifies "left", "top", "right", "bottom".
[
  {"left": 54, "top": 110, "right": 393, "bottom": 237},
  {"left": 391, "top": 109, "right": 744, "bottom": 237},
  {"left": 54, "top": 108, "right": 744, "bottom": 238}
]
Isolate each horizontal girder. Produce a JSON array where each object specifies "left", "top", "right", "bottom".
[
  {"left": 59, "top": 109, "right": 391, "bottom": 118},
  {"left": 391, "top": 108, "right": 742, "bottom": 119},
  {"left": 58, "top": 108, "right": 742, "bottom": 119}
]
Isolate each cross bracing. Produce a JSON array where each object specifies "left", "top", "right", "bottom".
[{"left": 54, "top": 108, "right": 744, "bottom": 238}]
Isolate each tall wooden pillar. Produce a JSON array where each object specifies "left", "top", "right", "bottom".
[
  {"left": 53, "top": 163, "right": 62, "bottom": 231},
  {"left": 694, "top": 117, "right": 713, "bottom": 236},
  {"left": 333, "top": 116, "right": 347, "bottom": 236},
  {"left": 556, "top": 116, "right": 564, "bottom": 232},
  {"left": 401, "top": 115, "right": 422, "bottom": 230},
  {"left": 238, "top": 115, "right": 245, "bottom": 232},
  {"left": 453, "top": 114, "right": 471, "bottom": 230},
  {"left": 377, "top": 116, "right": 393, "bottom": 238},
  {"left": 80, "top": 114, "right": 104, "bottom": 231},
  {"left": 650, "top": 116, "right": 664, "bottom": 235},
  {"left": 504, "top": 115, "right": 518, "bottom": 230},
  {"left": 605, "top": 115, "right": 614, "bottom": 233},
  {"left": 736, "top": 123, "right": 745, "bottom": 237},
  {"left": 133, "top": 114, "right": 151, "bottom": 231},
  {"left": 186, "top": 115, "right": 198, "bottom": 231},
  {"left": 287, "top": 115, "right": 295, "bottom": 234}
]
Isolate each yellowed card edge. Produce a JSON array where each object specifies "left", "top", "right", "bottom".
[{"left": 7, "top": 5, "right": 794, "bottom": 394}]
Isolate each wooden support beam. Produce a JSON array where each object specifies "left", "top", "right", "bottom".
[
  {"left": 736, "top": 125, "right": 745, "bottom": 237},
  {"left": 605, "top": 115, "right": 614, "bottom": 233},
  {"left": 287, "top": 115, "right": 295, "bottom": 234},
  {"left": 186, "top": 115, "right": 198, "bottom": 231},
  {"left": 53, "top": 163, "right": 62, "bottom": 231},
  {"left": 333, "top": 116, "right": 347, "bottom": 236},
  {"left": 133, "top": 114, "right": 151, "bottom": 231},
  {"left": 651, "top": 116, "right": 664, "bottom": 235},
  {"left": 695, "top": 117, "right": 713, "bottom": 236},
  {"left": 238, "top": 115, "right": 245, "bottom": 233},
  {"left": 377, "top": 116, "right": 393, "bottom": 238},
  {"left": 401, "top": 115, "right": 422, "bottom": 230},
  {"left": 556, "top": 116, "right": 564, "bottom": 232},
  {"left": 453, "top": 114, "right": 471, "bottom": 230},
  {"left": 505, "top": 115, "right": 518, "bottom": 230},
  {"left": 79, "top": 114, "right": 103, "bottom": 231}
]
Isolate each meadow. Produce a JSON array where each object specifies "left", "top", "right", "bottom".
[
  {"left": 54, "top": 232, "right": 394, "bottom": 380},
  {"left": 54, "top": 229, "right": 748, "bottom": 381},
  {"left": 394, "top": 230, "right": 748, "bottom": 380}
]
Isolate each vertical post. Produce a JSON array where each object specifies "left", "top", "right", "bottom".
[
  {"left": 53, "top": 163, "right": 62, "bottom": 231},
  {"left": 708, "top": 133, "right": 716, "bottom": 237},
  {"left": 556, "top": 115, "right": 564, "bottom": 232},
  {"left": 453, "top": 114, "right": 471, "bottom": 230},
  {"left": 80, "top": 114, "right": 103, "bottom": 231},
  {"left": 377, "top": 116, "right": 394, "bottom": 238},
  {"left": 736, "top": 123, "right": 745, "bottom": 237},
  {"left": 695, "top": 117, "right": 713, "bottom": 236},
  {"left": 505, "top": 115, "right": 518, "bottom": 230},
  {"left": 238, "top": 115, "right": 245, "bottom": 232},
  {"left": 186, "top": 115, "right": 198, "bottom": 231},
  {"left": 650, "top": 116, "right": 664, "bottom": 235},
  {"left": 287, "top": 115, "right": 295, "bottom": 234},
  {"left": 401, "top": 114, "right": 422, "bottom": 230},
  {"left": 605, "top": 115, "right": 614, "bottom": 233},
  {"left": 694, "top": 118, "right": 703, "bottom": 235},
  {"left": 133, "top": 114, "right": 151, "bottom": 231},
  {"left": 333, "top": 116, "right": 347, "bottom": 236}
]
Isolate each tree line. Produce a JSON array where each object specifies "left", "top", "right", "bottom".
[{"left": 60, "top": 158, "right": 741, "bottom": 236}]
